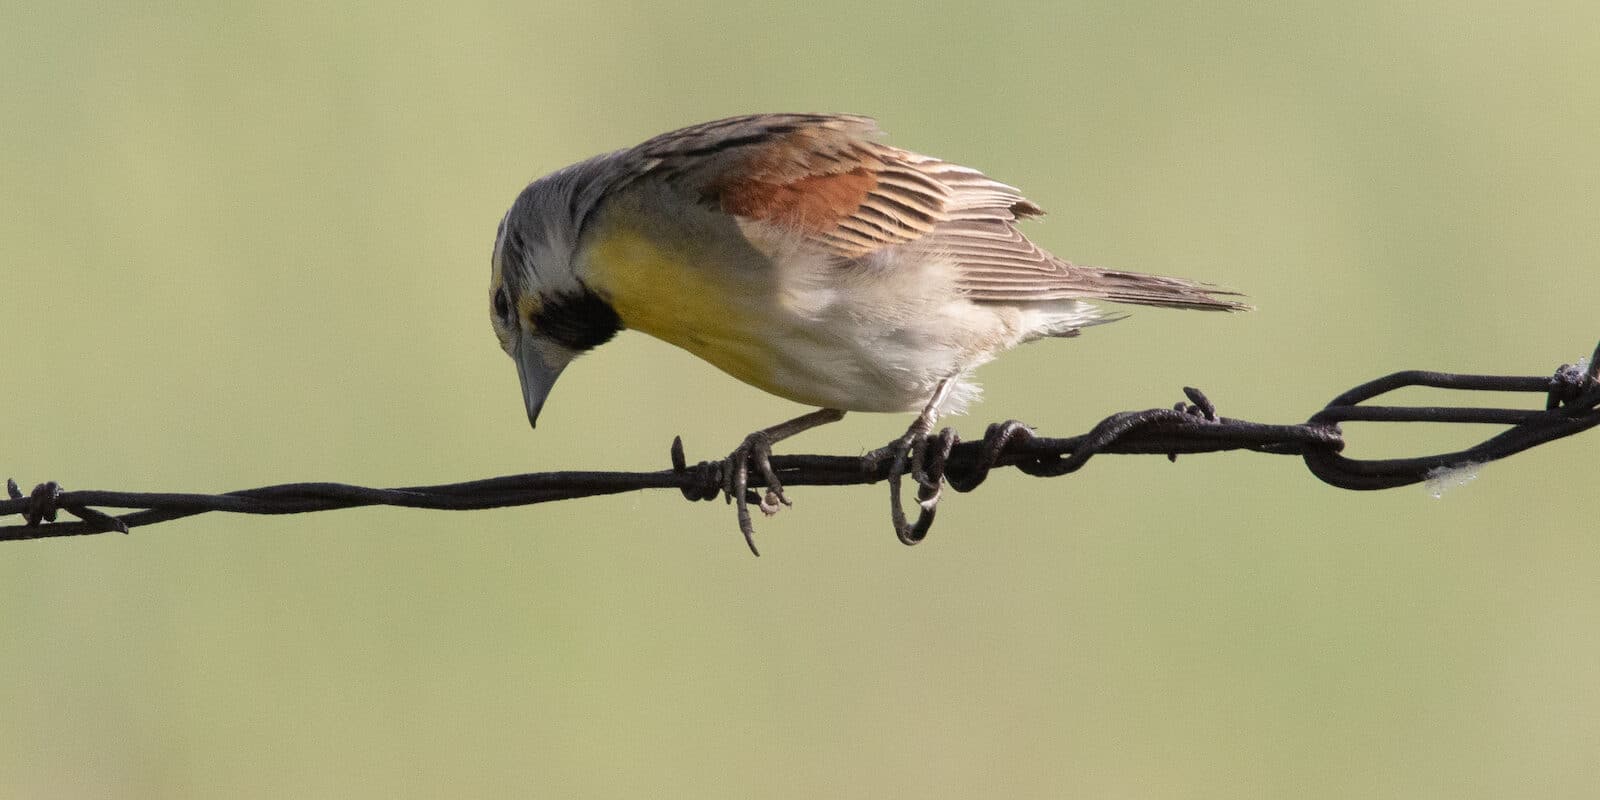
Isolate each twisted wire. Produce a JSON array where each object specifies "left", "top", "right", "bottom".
[{"left": 5, "top": 342, "right": 1597, "bottom": 547}]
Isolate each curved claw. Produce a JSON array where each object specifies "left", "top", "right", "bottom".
[
  {"left": 759, "top": 485, "right": 791, "bottom": 516},
  {"left": 676, "top": 409, "right": 846, "bottom": 557},
  {"left": 874, "top": 419, "right": 1041, "bottom": 545},
  {"left": 871, "top": 427, "right": 949, "bottom": 546},
  {"left": 721, "top": 430, "right": 794, "bottom": 556}
]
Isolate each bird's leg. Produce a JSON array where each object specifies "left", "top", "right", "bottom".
[
  {"left": 867, "top": 378, "right": 957, "bottom": 545},
  {"left": 868, "top": 379, "right": 955, "bottom": 469},
  {"left": 726, "top": 407, "right": 847, "bottom": 555}
]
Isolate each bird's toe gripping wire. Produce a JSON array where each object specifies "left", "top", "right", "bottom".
[
  {"left": 870, "top": 419, "right": 1040, "bottom": 546},
  {"left": 869, "top": 425, "right": 945, "bottom": 546},
  {"left": 729, "top": 428, "right": 792, "bottom": 529},
  {"left": 669, "top": 408, "right": 848, "bottom": 556},
  {"left": 669, "top": 431, "right": 791, "bottom": 557}
]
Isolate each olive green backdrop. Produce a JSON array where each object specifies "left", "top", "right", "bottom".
[{"left": 4, "top": 2, "right": 1598, "bottom": 797}]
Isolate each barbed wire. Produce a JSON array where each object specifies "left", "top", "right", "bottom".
[{"left": 5, "top": 341, "right": 1597, "bottom": 552}]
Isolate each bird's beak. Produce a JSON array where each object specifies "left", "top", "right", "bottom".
[{"left": 515, "top": 343, "right": 566, "bottom": 429}]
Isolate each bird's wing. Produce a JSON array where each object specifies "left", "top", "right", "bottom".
[{"left": 628, "top": 113, "right": 1246, "bottom": 311}]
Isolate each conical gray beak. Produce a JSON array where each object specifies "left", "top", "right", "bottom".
[{"left": 515, "top": 344, "right": 566, "bottom": 429}]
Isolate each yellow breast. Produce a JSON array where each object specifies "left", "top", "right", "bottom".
[{"left": 581, "top": 219, "right": 777, "bottom": 393}]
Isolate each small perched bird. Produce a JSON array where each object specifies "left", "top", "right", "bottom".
[{"left": 490, "top": 113, "right": 1246, "bottom": 550}]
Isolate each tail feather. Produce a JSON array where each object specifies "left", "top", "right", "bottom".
[{"left": 1068, "top": 265, "right": 1252, "bottom": 312}]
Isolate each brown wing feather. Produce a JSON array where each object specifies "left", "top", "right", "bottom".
[
  {"left": 632, "top": 114, "right": 943, "bottom": 256},
  {"left": 628, "top": 113, "right": 1247, "bottom": 311}
]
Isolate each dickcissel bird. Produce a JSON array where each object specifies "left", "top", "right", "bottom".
[{"left": 489, "top": 113, "right": 1246, "bottom": 551}]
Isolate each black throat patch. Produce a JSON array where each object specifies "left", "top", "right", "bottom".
[{"left": 532, "top": 288, "right": 622, "bottom": 352}]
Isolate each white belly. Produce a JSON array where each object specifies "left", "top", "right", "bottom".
[{"left": 743, "top": 246, "right": 1101, "bottom": 414}]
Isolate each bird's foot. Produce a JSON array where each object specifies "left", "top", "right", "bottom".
[
  {"left": 726, "top": 429, "right": 790, "bottom": 513},
  {"left": 866, "top": 423, "right": 952, "bottom": 545},
  {"left": 672, "top": 409, "right": 846, "bottom": 557},
  {"left": 722, "top": 429, "right": 790, "bottom": 556}
]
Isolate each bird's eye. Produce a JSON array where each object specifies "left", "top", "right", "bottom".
[{"left": 493, "top": 288, "right": 513, "bottom": 323}]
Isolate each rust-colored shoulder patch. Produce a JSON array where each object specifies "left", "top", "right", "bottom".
[{"left": 714, "top": 167, "right": 877, "bottom": 233}]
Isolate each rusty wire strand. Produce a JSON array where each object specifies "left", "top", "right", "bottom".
[{"left": 4, "top": 341, "right": 1597, "bottom": 547}]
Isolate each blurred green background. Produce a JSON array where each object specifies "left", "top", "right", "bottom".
[{"left": 4, "top": 1, "right": 1598, "bottom": 797}]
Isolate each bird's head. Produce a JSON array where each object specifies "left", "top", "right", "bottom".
[{"left": 490, "top": 172, "right": 622, "bottom": 429}]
